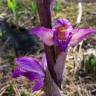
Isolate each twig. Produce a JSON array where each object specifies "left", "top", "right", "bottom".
[
  {"left": 0, "top": 82, "right": 9, "bottom": 96},
  {"left": 76, "top": 0, "right": 83, "bottom": 51},
  {"left": 73, "top": 0, "right": 83, "bottom": 72},
  {"left": 76, "top": 0, "right": 83, "bottom": 24},
  {"left": 0, "top": 64, "right": 10, "bottom": 71},
  {"left": 13, "top": 84, "right": 21, "bottom": 96}
]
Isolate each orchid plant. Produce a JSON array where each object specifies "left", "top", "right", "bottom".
[
  {"left": 12, "top": 18, "right": 96, "bottom": 93},
  {"left": 11, "top": 0, "right": 96, "bottom": 96}
]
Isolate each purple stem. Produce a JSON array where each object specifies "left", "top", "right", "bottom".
[
  {"left": 36, "top": 0, "right": 57, "bottom": 83},
  {"left": 36, "top": 0, "right": 61, "bottom": 95}
]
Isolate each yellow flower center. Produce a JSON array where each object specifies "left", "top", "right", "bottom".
[
  {"left": 56, "top": 25, "right": 68, "bottom": 40},
  {"left": 58, "top": 27, "right": 65, "bottom": 32}
]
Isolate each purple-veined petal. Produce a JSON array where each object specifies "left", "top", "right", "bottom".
[
  {"left": 22, "top": 71, "right": 44, "bottom": 81},
  {"left": 70, "top": 28, "right": 96, "bottom": 47},
  {"left": 12, "top": 68, "right": 42, "bottom": 80},
  {"left": 54, "top": 51, "right": 67, "bottom": 88},
  {"left": 58, "top": 32, "right": 72, "bottom": 51},
  {"left": 32, "top": 78, "right": 44, "bottom": 92},
  {"left": 12, "top": 68, "right": 22, "bottom": 78},
  {"left": 53, "top": 18, "right": 73, "bottom": 50},
  {"left": 53, "top": 18, "right": 73, "bottom": 31},
  {"left": 15, "top": 56, "right": 45, "bottom": 76},
  {"left": 12, "top": 69, "right": 45, "bottom": 92},
  {"left": 30, "top": 27, "right": 54, "bottom": 46},
  {"left": 53, "top": 27, "right": 72, "bottom": 51}
]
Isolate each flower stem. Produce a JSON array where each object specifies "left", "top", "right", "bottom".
[
  {"left": 36, "top": 0, "right": 57, "bottom": 82},
  {"left": 36, "top": 0, "right": 61, "bottom": 95}
]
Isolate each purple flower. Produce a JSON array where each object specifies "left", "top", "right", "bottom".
[
  {"left": 12, "top": 54, "right": 47, "bottom": 92},
  {"left": 29, "top": 18, "right": 96, "bottom": 88},
  {"left": 12, "top": 18, "right": 96, "bottom": 92},
  {"left": 30, "top": 18, "right": 96, "bottom": 51}
]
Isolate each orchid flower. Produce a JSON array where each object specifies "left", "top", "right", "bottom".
[
  {"left": 30, "top": 18, "right": 96, "bottom": 87},
  {"left": 30, "top": 18, "right": 96, "bottom": 50},
  {"left": 12, "top": 54, "right": 47, "bottom": 92},
  {"left": 12, "top": 18, "right": 96, "bottom": 92}
]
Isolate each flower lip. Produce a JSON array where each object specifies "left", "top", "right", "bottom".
[
  {"left": 53, "top": 18, "right": 73, "bottom": 46},
  {"left": 54, "top": 25, "right": 70, "bottom": 41},
  {"left": 54, "top": 26, "right": 72, "bottom": 43}
]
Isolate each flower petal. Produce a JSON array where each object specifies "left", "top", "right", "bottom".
[
  {"left": 12, "top": 56, "right": 45, "bottom": 92},
  {"left": 53, "top": 18, "right": 73, "bottom": 31},
  {"left": 58, "top": 33, "right": 72, "bottom": 51},
  {"left": 22, "top": 72, "right": 43, "bottom": 81},
  {"left": 53, "top": 28, "right": 72, "bottom": 51},
  {"left": 15, "top": 56, "right": 45, "bottom": 76},
  {"left": 54, "top": 51, "right": 67, "bottom": 88},
  {"left": 53, "top": 18, "right": 73, "bottom": 50},
  {"left": 30, "top": 27, "right": 54, "bottom": 46},
  {"left": 12, "top": 69, "right": 44, "bottom": 92},
  {"left": 12, "top": 68, "right": 22, "bottom": 78},
  {"left": 32, "top": 79, "right": 44, "bottom": 92},
  {"left": 70, "top": 28, "right": 96, "bottom": 47}
]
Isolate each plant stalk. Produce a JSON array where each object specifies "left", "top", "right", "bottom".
[{"left": 36, "top": 0, "right": 61, "bottom": 95}]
